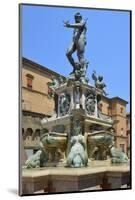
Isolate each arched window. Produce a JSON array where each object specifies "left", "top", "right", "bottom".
[
  {"left": 26, "top": 128, "right": 33, "bottom": 139},
  {"left": 26, "top": 74, "right": 34, "bottom": 89},
  {"left": 32, "top": 129, "right": 41, "bottom": 140},
  {"left": 35, "top": 129, "right": 41, "bottom": 140}
]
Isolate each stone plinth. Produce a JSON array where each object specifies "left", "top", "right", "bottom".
[{"left": 21, "top": 163, "right": 130, "bottom": 195}]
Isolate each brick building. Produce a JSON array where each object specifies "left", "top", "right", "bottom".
[
  {"left": 21, "top": 57, "right": 130, "bottom": 159},
  {"left": 101, "top": 96, "right": 128, "bottom": 153}
]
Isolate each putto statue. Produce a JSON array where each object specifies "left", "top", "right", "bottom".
[
  {"left": 92, "top": 70, "right": 108, "bottom": 96},
  {"left": 47, "top": 76, "right": 65, "bottom": 98},
  {"left": 64, "top": 12, "right": 88, "bottom": 82}
]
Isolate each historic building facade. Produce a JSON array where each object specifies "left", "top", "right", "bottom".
[
  {"left": 126, "top": 112, "right": 130, "bottom": 158},
  {"left": 21, "top": 57, "right": 129, "bottom": 160},
  {"left": 101, "top": 96, "right": 128, "bottom": 153},
  {"left": 22, "top": 57, "right": 63, "bottom": 159}
]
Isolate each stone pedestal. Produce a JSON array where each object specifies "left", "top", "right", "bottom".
[
  {"left": 40, "top": 77, "right": 119, "bottom": 169},
  {"left": 21, "top": 163, "right": 130, "bottom": 195}
]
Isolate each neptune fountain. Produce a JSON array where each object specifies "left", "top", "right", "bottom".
[{"left": 24, "top": 12, "right": 128, "bottom": 169}]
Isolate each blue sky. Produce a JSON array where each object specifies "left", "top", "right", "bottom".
[{"left": 22, "top": 5, "right": 130, "bottom": 111}]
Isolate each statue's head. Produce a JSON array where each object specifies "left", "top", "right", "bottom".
[
  {"left": 98, "top": 76, "right": 103, "bottom": 81},
  {"left": 74, "top": 12, "right": 82, "bottom": 22}
]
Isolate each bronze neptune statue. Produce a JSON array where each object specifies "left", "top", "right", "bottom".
[{"left": 64, "top": 12, "right": 88, "bottom": 77}]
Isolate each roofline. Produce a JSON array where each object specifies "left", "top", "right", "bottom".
[
  {"left": 22, "top": 57, "right": 65, "bottom": 79},
  {"left": 110, "top": 97, "right": 128, "bottom": 104},
  {"left": 22, "top": 110, "right": 51, "bottom": 118},
  {"left": 102, "top": 95, "right": 128, "bottom": 104}
]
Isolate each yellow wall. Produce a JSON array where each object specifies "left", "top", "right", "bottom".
[{"left": 22, "top": 66, "right": 54, "bottom": 116}]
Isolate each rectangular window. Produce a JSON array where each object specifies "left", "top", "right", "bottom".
[
  {"left": 120, "top": 107, "right": 124, "bottom": 114},
  {"left": 26, "top": 74, "right": 34, "bottom": 89},
  {"left": 27, "top": 78, "right": 33, "bottom": 89}
]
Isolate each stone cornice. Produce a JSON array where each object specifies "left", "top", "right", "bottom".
[{"left": 22, "top": 86, "right": 49, "bottom": 97}]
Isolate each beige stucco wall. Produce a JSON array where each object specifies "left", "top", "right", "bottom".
[
  {"left": 22, "top": 66, "right": 51, "bottom": 94},
  {"left": 22, "top": 67, "right": 54, "bottom": 116}
]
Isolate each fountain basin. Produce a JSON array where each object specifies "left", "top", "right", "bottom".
[
  {"left": 41, "top": 132, "right": 68, "bottom": 151},
  {"left": 87, "top": 131, "right": 114, "bottom": 160}
]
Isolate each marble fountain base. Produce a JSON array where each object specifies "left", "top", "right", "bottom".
[{"left": 21, "top": 161, "right": 130, "bottom": 195}]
